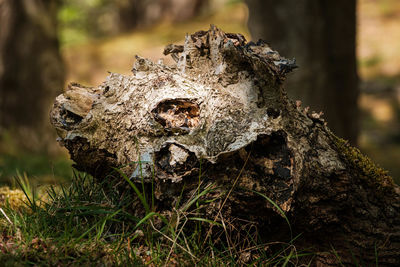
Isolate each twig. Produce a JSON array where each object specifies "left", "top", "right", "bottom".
[
  {"left": 149, "top": 220, "right": 198, "bottom": 262},
  {"left": 219, "top": 211, "right": 234, "bottom": 259},
  {"left": 0, "top": 207, "right": 13, "bottom": 225},
  {"left": 203, "top": 148, "right": 252, "bottom": 246},
  {"left": 164, "top": 210, "right": 190, "bottom": 267}
]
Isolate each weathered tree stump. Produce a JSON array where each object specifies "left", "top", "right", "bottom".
[{"left": 50, "top": 26, "right": 399, "bottom": 265}]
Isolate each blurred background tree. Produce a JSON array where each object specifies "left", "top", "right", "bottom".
[
  {"left": 58, "top": 0, "right": 212, "bottom": 45},
  {"left": 116, "top": 0, "right": 210, "bottom": 32},
  {"left": 0, "top": 0, "right": 399, "bottom": 184},
  {"left": 245, "top": 0, "right": 359, "bottom": 145},
  {"left": 0, "top": 0, "right": 65, "bottom": 151}
]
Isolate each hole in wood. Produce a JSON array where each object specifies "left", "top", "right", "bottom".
[
  {"left": 152, "top": 99, "right": 200, "bottom": 135},
  {"left": 60, "top": 107, "right": 83, "bottom": 127},
  {"left": 155, "top": 143, "right": 198, "bottom": 179},
  {"left": 267, "top": 107, "right": 281, "bottom": 119}
]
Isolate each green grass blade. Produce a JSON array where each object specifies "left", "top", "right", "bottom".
[
  {"left": 76, "top": 209, "right": 121, "bottom": 242},
  {"left": 250, "top": 189, "right": 292, "bottom": 239},
  {"left": 282, "top": 248, "right": 294, "bottom": 267},
  {"left": 14, "top": 173, "right": 36, "bottom": 211},
  {"left": 331, "top": 244, "right": 345, "bottom": 267},
  {"left": 114, "top": 168, "right": 150, "bottom": 214},
  {"left": 133, "top": 212, "right": 170, "bottom": 231},
  {"left": 133, "top": 211, "right": 158, "bottom": 230},
  {"left": 181, "top": 183, "right": 214, "bottom": 212}
]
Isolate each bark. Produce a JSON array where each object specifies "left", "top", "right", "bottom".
[
  {"left": 0, "top": 0, "right": 64, "bottom": 150},
  {"left": 50, "top": 26, "right": 399, "bottom": 265},
  {"left": 245, "top": 0, "right": 359, "bottom": 145}
]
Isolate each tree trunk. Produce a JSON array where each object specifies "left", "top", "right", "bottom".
[
  {"left": 245, "top": 0, "right": 359, "bottom": 145},
  {"left": 116, "top": 0, "right": 209, "bottom": 32},
  {"left": 0, "top": 0, "right": 64, "bottom": 151},
  {"left": 115, "top": 0, "right": 146, "bottom": 31},
  {"left": 50, "top": 26, "right": 399, "bottom": 265}
]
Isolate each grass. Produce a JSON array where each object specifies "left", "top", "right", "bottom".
[{"left": 0, "top": 167, "right": 321, "bottom": 266}]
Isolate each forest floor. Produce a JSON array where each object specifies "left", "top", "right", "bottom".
[{"left": 0, "top": 0, "right": 399, "bottom": 265}]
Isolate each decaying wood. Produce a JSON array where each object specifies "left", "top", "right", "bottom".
[{"left": 50, "top": 26, "right": 399, "bottom": 265}]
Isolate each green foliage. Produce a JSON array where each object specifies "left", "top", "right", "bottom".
[{"left": 58, "top": 0, "right": 119, "bottom": 45}]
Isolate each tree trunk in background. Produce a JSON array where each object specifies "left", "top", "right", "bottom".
[
  {"left": 116, "top": 0, "right": 210, "bottom": 31},
  {"left": 115, "top": 0, "right": 146, "bottom": 32},
  {"left": 245, "top": 0, "right": 359, "bottom": 145},
  {"left": 0, "top": 0, "right": 64, "bottom": 151}
]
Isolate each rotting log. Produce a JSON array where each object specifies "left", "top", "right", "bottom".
[{"left": 50, "top": 26, "right": 400, "bottom": 265}]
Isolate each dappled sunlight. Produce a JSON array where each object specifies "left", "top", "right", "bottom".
[
  {"left": 358, "top": 0, "right": 400, "bottom": 78},
  {"left": 360, "top": 95, "right": 395, "bottom": 123},
  {"left": 357, "top": 0, "right": 400, "bottom": 181}
]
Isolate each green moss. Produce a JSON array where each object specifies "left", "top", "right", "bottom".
[{"left": 332, "top": 135, "right": 394, "bottom": 192}]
